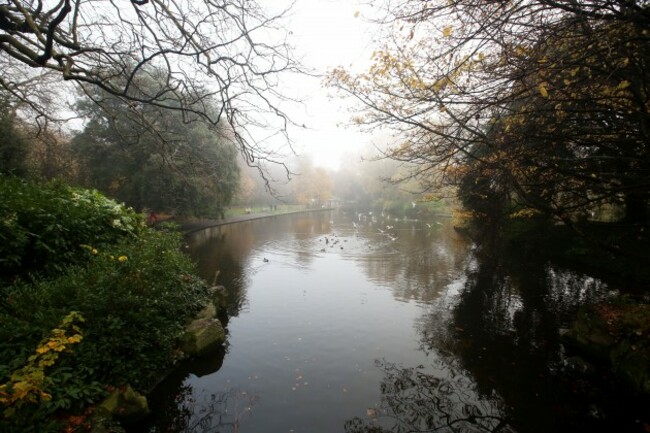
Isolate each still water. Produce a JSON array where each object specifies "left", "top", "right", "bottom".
[{"left": 143, "top": 210, "right": 647, "bottom": 433}]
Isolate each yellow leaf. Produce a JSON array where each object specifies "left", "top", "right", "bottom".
[
  {"left": 539, "top": 83, "right": 549, "bottom": 98},
  {"left": 617, "top": 80, "right": 631, "bottom": 90},
  {"left": 354, "top": 11, "right": 360, "bottom": 18},
  {"left": 442, "top": 26, "right": 453, "bottom": 37},
  {"left": 67, "top": 334, "right": 83, "bottom": 344}
]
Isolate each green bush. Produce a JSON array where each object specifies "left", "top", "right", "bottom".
[
  {"left": 2, "top": 229, "right": 208, "bottom": 376},
  {"left": 0, "top": 176, "right": 146, "bottom": 283},
  {"left": 0, "top": 179, "right": 210, "bottom": 431}
]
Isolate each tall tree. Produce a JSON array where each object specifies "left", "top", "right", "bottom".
[{"left": 73, "top": 85, "right": 240, "bottom": 218}]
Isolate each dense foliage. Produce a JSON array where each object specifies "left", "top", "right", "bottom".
[
  {"left": 1, "top": 177, "right": 143, "bottom": 282},
  {"left": 0, "top": 178, "right": 209, "bottom": 432},
  {"left": 72, "top": 81, "right": 240, "bottom": 218}
]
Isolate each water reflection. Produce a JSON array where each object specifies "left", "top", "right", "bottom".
[
  {"left": 145, "top": 385, "right": 258, "bottom": 433},
  {"left": 185, "top": 211, "right": 469, "bottom": 308},
  {"left": 143, "top": 211, "right": 647, "bottom": 433},
  {"left": 344, "top": 358, "right": 514, "bottom": 433},
  {"left": 410, "top": 251, "right": 647, "bottom": 433}
]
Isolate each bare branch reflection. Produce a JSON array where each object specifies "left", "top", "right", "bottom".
[
  {"left": 145, "top": 385, "right": 259, "bottom": 433},
  {"left": 345, "top": 359, "right": 514, "bottom": 433}
]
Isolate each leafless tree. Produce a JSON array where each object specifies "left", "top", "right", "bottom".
[{"left": 0, "top": 0, "right": 302, "bottom": 172}]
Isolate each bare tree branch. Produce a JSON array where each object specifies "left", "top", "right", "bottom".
[{"left": 0, "top": 0, "right": 303, "bottom": 177}]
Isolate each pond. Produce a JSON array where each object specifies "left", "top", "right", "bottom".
[{"left": 140, "top": 210, "right": 648, "bottom": 433}]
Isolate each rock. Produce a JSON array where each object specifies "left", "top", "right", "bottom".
[
  {"left": 180, "top": 317, "right": 225, "bottom": 356},
  {"left": 208, "top": 285, "right": 228, "bottom": 310},
  {"left": 195, "top": 302, "right": 217, "bottom": 320},
  {"left": 97, "top": 385, "right": 149, "bottom": 423}
]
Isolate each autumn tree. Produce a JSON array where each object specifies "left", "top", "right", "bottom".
[
  {"left": 0, "top": 0, "right": 301, "bottom": 174},
  {"left": 328, "top": 0, "right": 650, "bottom": 229}
]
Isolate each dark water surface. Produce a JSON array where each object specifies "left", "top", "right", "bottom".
[{"left": 142, "top": 210, "right": 647, "bottom": 433}]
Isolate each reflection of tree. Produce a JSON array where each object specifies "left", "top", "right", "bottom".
[
  {"left": 186, "top": 213, "right": 336, "bottom": 316},
  {"left": 187, "top": 225, "right": 250, "bottom": 319},
  {"left": 344, "top": 359, "right": 513, "bottom": 433},
  {"left": 418, "top": 252, "right": 647, "bottom": 433},
  {"left": 357, "top": 219, "right": 470, "bottom": 303},
  {"left": 144, "top": 385, "right": 259, "bottom": 433},
  {"left": 137, "top": 348, "right": 261, "bottom": 433}
]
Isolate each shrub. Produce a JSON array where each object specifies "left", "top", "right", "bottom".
[
  {"left": 0, "top": 179, "right": 210, "bottom": 430},
  {"left": 0, "top": 177, "right": 146, "bottom": 283},
  {"left": 3, "top": 229, "right": 208, "bottom": 376}
]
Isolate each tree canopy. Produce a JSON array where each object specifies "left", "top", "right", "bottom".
[{"left": 72, "top": 81, "right": 240, "bottom": 218}]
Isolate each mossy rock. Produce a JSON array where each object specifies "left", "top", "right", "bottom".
[
  {"left": 195, "top": 302, "right": 217, "bottom": 320},
  {"left": 97, "top": 385, "right": 149, "bottom": 423},
  {"left": 180, "top": 317, "right": 225, "bottom": 356},
  {"left": 208, "top": 285, "right": 229, "bottom": 310}
]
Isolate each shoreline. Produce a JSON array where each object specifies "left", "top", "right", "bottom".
[{"left": 174, "top": 208, "right": 335, "bottom": 234}]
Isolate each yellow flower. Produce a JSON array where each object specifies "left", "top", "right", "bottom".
[
  {"left": 91, "top": 249, "right": 98, "bottom": 255},
  {"left": 118, "top": 255, "right": 128, "bottom": 262}
]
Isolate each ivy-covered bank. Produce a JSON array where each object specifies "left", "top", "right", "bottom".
[{"left": 0, "top": 177, "right": 217, "bottom": 432}]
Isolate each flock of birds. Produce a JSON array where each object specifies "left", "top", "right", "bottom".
[
  {"left": 319, "top": 234, "right": 347, "bottom": 252},
  {"left": 262, "top": 211, "right": 442, "bottom": 263}
]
